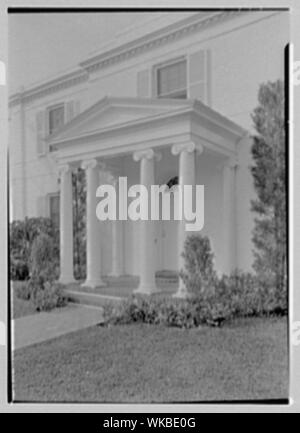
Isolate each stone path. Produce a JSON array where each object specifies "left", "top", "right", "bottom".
[{"left": 12, "top": 304, "right": 103, "bottom": 350}]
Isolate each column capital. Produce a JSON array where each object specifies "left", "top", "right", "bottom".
[
  {"left": 81, "top": 158, "right": 98, "bottom": 170},
  {"left": 106, "top": 172, "right": 118, "bottom": 185},
  {"left": 58, "top": 164, "right": 72, "bottom": 176},
  {"left": 171, "top": 141, "right": 203, "bottom": 156},
  {"left": 133, "top": 148, "right": 161, "bottom": 162}
]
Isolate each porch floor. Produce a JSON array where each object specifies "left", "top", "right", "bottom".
[{"left": 64, "top": 274, "right": 179, "bottom": 306}]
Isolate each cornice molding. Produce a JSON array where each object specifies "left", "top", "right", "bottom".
[
  {"left": 9, "top": 68, "right": 88, "bottom": 107},
  {"left": 9, "top": 10, "right": 248, "bottom": 107},
  {"left": 79, "top": 11, "right": 244, "bottom": 74}
]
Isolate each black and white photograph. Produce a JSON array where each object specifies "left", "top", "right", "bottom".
[{"left": 6, "top": 6, "right": 291, "bottom": 406}]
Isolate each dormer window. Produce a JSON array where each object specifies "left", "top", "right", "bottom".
[
  {"left": 156, "top": 58, "right": 187, "bottom": 99},
  {"left": 48, "top": 104, "right": 64, "bottom": 135}
]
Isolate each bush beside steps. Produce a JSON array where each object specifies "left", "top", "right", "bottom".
[
  {"left": 15, "top": 233, "right": 67, "bottom": 312},
  {"left": 102, "top": 234, "right": 287, "bottom": 329}
]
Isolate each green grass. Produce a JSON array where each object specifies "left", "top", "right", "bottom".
[{"left": 13, "top": 317, "right": 288, "bottom": 403}]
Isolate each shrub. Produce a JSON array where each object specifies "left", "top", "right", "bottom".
[
  {"left": 32, "top": 282, "right": 68, "bottom": 312},
  {"left": 179, "top": 234, "right": 287, "bottom": 320},
  {"left": 103, "top": 296, "right": 159, "bottom": 325},
  {"left": 104, "top": 233, "right": 287, "bottom": 329},
  {"left": 102, "top": 295, "right": 229, "bottom": 329},
  {"left": 180, "top": 234, "right": 217, "bottom": 296},
  {"left": 15, "top": 281, "right": 31, "bottom": 301},
  {"left": 29, "top": 232, "right": 58, "bottom": 281},
  {"left": 10, "top": 257, "right": 29, "bottom": 281},
  {"left": 20, "top": 233, "right": 67, "bottom": 312},
  {"left": 10, "top": 217, "right": 59, "bottom": 281},
  {"left": 214, "top": 271, "right": 287, "bottom": 317},
  {"left": 102, "top": 270, "right": 287, "bottom": 330}
]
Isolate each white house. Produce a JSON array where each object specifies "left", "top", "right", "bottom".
[{"left": 9, "top": 10, "right": 289, "bottom": 296}]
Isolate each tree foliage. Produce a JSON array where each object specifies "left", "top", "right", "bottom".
[
  {"left": 180, "top": 235, "right": 217, "bottom": 295},
  {"left": 27, "top": 233, "right": 67, "bottom": 311},
  {"left": 72, "top": 167, "right": 87, "bottom": 279},
  {"left": 251, "top": 80, "right": 287, "bottom": 295},
  {"left": 10, "top": 217, "right": 59, "bottom": 280}
]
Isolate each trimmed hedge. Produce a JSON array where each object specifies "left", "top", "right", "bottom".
[
  {"left": 102, "top": 296, "right": 204, "bottom": 329},
  {"left": 102, "top": 275, "right": 287, "bottom": 330}
]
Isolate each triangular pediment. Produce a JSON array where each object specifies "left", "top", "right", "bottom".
[{"left": 48, "top": 97, "right": 192, "bottom": 143}]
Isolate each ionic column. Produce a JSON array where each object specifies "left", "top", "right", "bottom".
[
  {"left": 222, "top": 157, "right": 237, "bottom": 275},
  {"left": 133, "top": 149, "right": 161, "bottom": 295},
  {"left": 110, "top": 220, "right": 124, "bottom": 276},
  {"left": 59, "top": 164, "right": 75, "bottom": 284},
  {"left": 109, "top": 176, "right": 124, "bottom": 277},
  {"left": 171, "top": 142, "right": 203, "bottom": 298},
  {"left": 81, "top": 158, "right": 105, "bottom": 288}
]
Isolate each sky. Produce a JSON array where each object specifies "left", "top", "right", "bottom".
[{"left": 8, "top": 12, "right": 165, "bottom": 94}]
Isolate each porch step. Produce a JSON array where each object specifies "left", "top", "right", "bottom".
[
  {"left": 103, "top": 275, "right": 139, "bottom": 288},
  {"left": 65, "top": 289, "right": 123, "bottom": 308},
  {"left": 157, "top": 277, "right": 179, "bottom": 284},
  {"left": 103, "top": 274, "right": 179, "bottom": 288}
]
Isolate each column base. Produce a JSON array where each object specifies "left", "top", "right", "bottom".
[
  {"left": 81, "top": 279, "right": 106, "bottom": 289},
  {"left": 133, "top": 285, "right": 158, "bottom": 296},
  {"left": 108, "top": 272, "right": 122, "bottom": 278},
  {"left": 172, "top": 284, "right": 189, "bottom": 299},
  {"left": 59, "top": 275, "right": 75, "bottom": 285}
]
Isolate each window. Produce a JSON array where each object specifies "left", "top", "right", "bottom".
[
  {"left": 49, "top": 194, "right": 60, "bottom": 227},
  {"left": 48, "top": 104, "right": 64, "bottom": 135},
  {"left": 156, "top": 59, "right": 187, "bottom": 99}
]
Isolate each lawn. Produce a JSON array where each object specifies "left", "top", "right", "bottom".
[{"left": 13, "top": 317, "right": 288, "bottom": 403}]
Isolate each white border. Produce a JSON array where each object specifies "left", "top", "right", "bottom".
[{"left": 1, "top": 0, "right": 299, "bottom": 413}]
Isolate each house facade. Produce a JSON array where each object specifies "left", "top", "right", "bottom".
[{"left": 9, "top": 11, "right": 289, "bottom": 296}]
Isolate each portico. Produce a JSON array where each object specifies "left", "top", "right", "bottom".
[{"left": 48, "top": 96, "right": 247, "bottom": 297}]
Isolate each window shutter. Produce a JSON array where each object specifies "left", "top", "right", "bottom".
[
  {"left": 36, "top": 110, "right": 47, "bottom": 156},
  {"left": 188, "top": 49, "right": 211, "bottom": 105},
  {"left": 65, "top": 101, "right": 74, "bottom": 122},
  {"left": 65, "top": 100, "right": 81, "bottom": 122},
  {"left": 36, "top": 195, "right": 47, "bottom": 217},
  {"left": 74, "top": 100, "right": 81, "bottom": 116},
  {"left": 137, "top": 69, "right": 150, "bottom": 98}
]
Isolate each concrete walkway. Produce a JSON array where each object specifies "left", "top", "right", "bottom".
[{"left": 12, "top": 304, "right": 103, "bottom": 350}]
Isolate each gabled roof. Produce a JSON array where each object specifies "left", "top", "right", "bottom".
[
  {"left": 47, "top": 96, "right": 246, "bottom": 148},
  {"left": 47, "top": 97, "right": 190, "bottom": 142}
]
